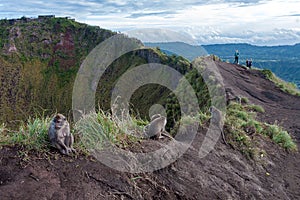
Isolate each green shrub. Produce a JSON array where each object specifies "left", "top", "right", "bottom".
[
  {"left": 225, "top": 102, "right": 297, "bottom": 158},
  {"left": 198, "top": 111, "right": 211, "bottom": 125},
  {"left": 246, "top": 104, "right": 265, "bottom": 113},
  {"left": 75, "top": 111, "right": 121, "bottom": 150},
  {"left": 261, "top": 69, "right": 273, "bottom": 80},
  {"left": 0, "top": 123, "right": 10, "bottom": 145},
  {"left": 241, "top": 97, "right": 249, "bottom": 104},
  {"left": 261, "top": 69, "right": 300, "bottom": 96},
  {"left": 74, "top": 110, "right": 144, "bottom": 152},
  {"left": 0, "top": 108, "right": 147, "bottom": 154},
  {"left": 263, "top": 124, "right": 297, "bottom": 150},
  {"left": 0, "top": 116, "right": 51, "bottom": 151}
]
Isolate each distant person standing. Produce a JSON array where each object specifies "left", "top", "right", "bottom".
[
  {"left": 248, "top": 59, "right": 252, "bottom": 68},
  {"left": 234, "top": 50, "right": 239, "bottom": 64},
  {"left": 246, "top": 58, "right": 253, "bottom": 68}
]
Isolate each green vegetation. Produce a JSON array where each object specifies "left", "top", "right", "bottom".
[
  {"left": 0, "top": 110, "right": 145, "bottom": 154},
  {"left": 0, "top": 16, "right": 197, "bottom": 129},
  {"left": 246, "top": 104, "right": 265, "bottom": 113},
  {"left": 225, "top": 100, "right": 297, "bottom": 159},
  {"left": 0, "top": 101, "right": 296, "bottom": 159},
  {"left": 0, "top": 116, "right": 51, "bottom": 152},
  {"left": 198, "top": 111, "right": 211, "bottom": 126},
  {"left": 261, "top": 69, "right": 300, "bottom": 96},
  {"left": 264, "top": 124, "right": 297, "bottom": 150},
  {"left": 241, "top": 97, "right": 250, "bottom": 104},
  {"left": 0, "top": 17, "right": 115, "bottom": 126},
  {"left": 74, "top": 110, "right": 143, "bottom": 151}
]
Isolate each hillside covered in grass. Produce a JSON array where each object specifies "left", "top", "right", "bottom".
[
  {"left": 0, "top": 16, "right": 196, "bottom": 127},
  {"left": 0, "top": 16, "right": 115, "bottom": 125}
]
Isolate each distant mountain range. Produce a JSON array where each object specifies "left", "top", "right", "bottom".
[{"left": 145, "top": 42, "right": 300, "bottom": 88}]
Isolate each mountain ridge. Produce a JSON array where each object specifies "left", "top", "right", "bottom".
[{"left": 146, "top": 42, "right": 300, "bottom": 88}]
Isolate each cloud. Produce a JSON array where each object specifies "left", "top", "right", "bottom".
[
  {"left": 126, "top": 11, "right": 177, "bottom": 19},
  {"left": 0, "top": 0, "right": 299, "bottom": 45},
  {"left": 284, "top": 14, "right": 300, "bottom": 17},
  {"left": 126, "top": 28, "right": 197, "bottom": 45},
  {"left": 185, "top": 27, "right": 300, "bottom": 46}
]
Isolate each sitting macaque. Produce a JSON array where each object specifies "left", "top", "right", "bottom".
[
  {"left": 144, "top": 114, "right": 173, "bottom": 140},
  {"left": 48, "top": 114, "right": 76, "bottom": 155}
]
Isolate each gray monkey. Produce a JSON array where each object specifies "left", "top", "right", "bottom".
[
  {"left": 48, "top": 114, "right": 76, "bottom": 155},
  {"left": 144, "top": 114, "right": 173, "bottom": 140}
]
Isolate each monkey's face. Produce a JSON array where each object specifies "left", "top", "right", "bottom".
[
  {"left": 54, "top": 114, "right": 67, "bottom": 130},
  {"left": 209, "top": 106, "right": 214, "bottom": 113}
]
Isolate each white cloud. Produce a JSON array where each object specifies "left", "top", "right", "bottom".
[
  {"left": 0, "top": 0, "right": 299, "bottom": 45},
  {"left": 126, "top": 28, "right": 197, "bottom": 44}
]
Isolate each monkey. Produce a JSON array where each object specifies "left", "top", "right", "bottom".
[
  {"left": 225, "top": 88, "right": 241, "bottom": 105},
  {"left": 209, "top": 106, "right": 228, "bottom": 145},
  {"left": 144, "top": 114, "right": 173, "bottom": 140},
  {"left": 235, "top": 95, "right": 242, "bottom": 104},
  {"left": 143, "top": 114, "right": 162, "bottom": 135},
  {"left": 48, "top": 113, "right": 76, "bottom": 155}
]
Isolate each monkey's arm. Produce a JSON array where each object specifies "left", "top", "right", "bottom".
[
  {"left": 48, "top": 121, "right": 57, "bottom": 146},
  {"left": 65, "top": 134, "right": 76, "bottom": 153},
  {"left": 56, "top": 131, "right": 71, "bottom": 155}
]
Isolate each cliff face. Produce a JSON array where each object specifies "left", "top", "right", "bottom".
[
  {"left": 0, "top": 17, "right": 196, "bottom": 127},
  {"left": 0, "top": 17, "right": 115, "bottom": 125}
]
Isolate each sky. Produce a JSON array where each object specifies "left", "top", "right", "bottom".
[{"left": 0, "top": 0, "right": 300, "bottom": 46}]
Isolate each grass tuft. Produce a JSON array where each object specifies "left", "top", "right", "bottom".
[
  {"left": 0, "top": 108, "right": 146, "bottom": 154},
  {"left": 241, "top": 97, "right": 250, "bottom": 104},
  {"left": 225, "top": 102, "right": 297, "bottom": 159},
  {"left": 246, "top": 104, "right": 265, "bottom": 113},
  {"left": 261, "top": 69, "right": 300, "bottom": 96},
  {"left": 74, "top": 110, "right": 144, "bottom": 152},
  {"left": 263, "top": 124, "right": 297, "bottom": 150},
  {"left": 0, "top": 116, "right": 51, "bottom": 152}
]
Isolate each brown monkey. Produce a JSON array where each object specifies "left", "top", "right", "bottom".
[{"left": 48, "top": 114, "right": 76, "bottom": 155}]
